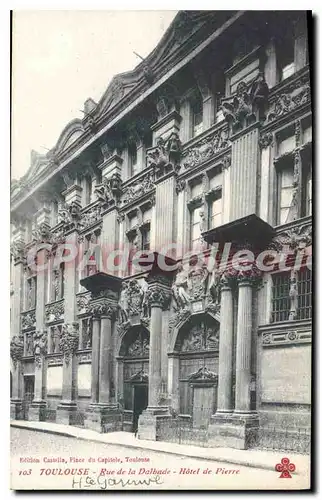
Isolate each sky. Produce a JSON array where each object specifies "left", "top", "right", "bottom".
[{"left": 11, "top": 10, "right": 178, "bottom": 180}]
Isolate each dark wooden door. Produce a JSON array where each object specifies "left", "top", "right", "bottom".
[{"left": 132, "top": 385, "right": 148, "bottom": 433}]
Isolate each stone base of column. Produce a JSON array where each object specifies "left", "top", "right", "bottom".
[
  {"left": 28, "top": 401, "right": 47, "bottom": 422},
  {"left": 56, "top": 401, "right": 78, "bottom": 425},
  {"left": 137, "top": 406, "right": 170, "bottom": 441},
  {"left": 84, "top": 403, "right": 122, "bottom": 433},
  {"left": 208, "top": 412, "right": 259, "bottom": 450},
  {"left": 10, "top": 399, "right": 23, "bottom": 420}
]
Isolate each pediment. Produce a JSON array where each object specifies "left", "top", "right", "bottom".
[{"left": 52, "top": 119, "right": 85, "bottom": 155}]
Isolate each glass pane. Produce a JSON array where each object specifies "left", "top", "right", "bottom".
[
  {"left": 209, "top": 173, "right": 222, "bottom": 189},
  {"left": 280, "top": 186, "right": 294, "bottom": 207},
  {"left": 278, "top": 136, "right": 296, "bottom": 156},
  {"left": 280, "top": 207, "right": 290, "bottom": 225},
  {"left": 191, "top": 183, "right": 202, "bottom": 199},
  {"left": 281, "top": 62, "right": 295, "bottom": 81}
]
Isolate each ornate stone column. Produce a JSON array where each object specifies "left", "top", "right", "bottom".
[
  {"left": 10, "top": 225, "right": 25, "bottom": 419},
  {"left": 90, "top": 314, "right": 100, "bottom": 404},
  {"left": 29, "top": 246, "right": 49, "bottom": 420},
  {"left": 10, "top": 336, "right": 24, "bottom": 419},
  {"left": 234, "top": 275, "right": 254, "bottom": 414},
  {"left": 138, "top": 279, "right": 172, "bottom": 440},
  {"left": 216, "top": 274, "right": 234, "bottom": 414},
  {"left": 28, "top": 329, "right": 47, "bottom": 421},
  {"left": 84, "top": 298, "right": 120, "bottom": 432}
]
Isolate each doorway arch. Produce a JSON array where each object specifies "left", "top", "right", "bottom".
[
  {"left": 118, "top": 325, "right": 149, "bottom": 432},
  {"left": 172, "top": 313, "right": 219, "bottom": 427}
]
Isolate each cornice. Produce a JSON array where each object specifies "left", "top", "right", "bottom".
[{"left": 11, "top": 11, "right": 244, "bottom": 213}]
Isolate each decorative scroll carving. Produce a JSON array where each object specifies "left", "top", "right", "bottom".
[
  {"left": 222, "top": 73, "right": 269, "bottom": 133},
  {"left": 262, "top": 327, "right": 311, "bottom": 347},
  {"left": 58, "top": 201, "right": 82, "bottom": 232},
  {"left": 125, "top": 330, "right": 150, "bottom": 357},
  {"left": 130, "top": 369, "right": 149, "bottom": 383},
  {"left": 122, "top": 171, "right": 154, "bottom": 206},
  {"left": 45, "top": 300, "right": 64, "bottom": 323},
  {"left": 80, "top": 205, "right": 102, "bottom": 231},
  {"left": 59, "top": 322, "right": 79, "bottom": 364},
  {"left": 76, "top": 293, "right": 91, "bottom": 314},
  {"left": 33, "top": 329, "right": 47, "bottom": 367},
  {"left": 259, "top": 132, "right": 273, "bottom": 149},
  {"left": 267, "top": 75, "right": 311, "bottom": 123},
  {"left": 21, "top": 310, "right": 36, "bottom": 331},
  {"left": 32, "top": 223, "right": 51, "bottom": 244},
  {"left": 118, "top": 279, "right": 149, "bottom": 323},
  {"left": 88, "top": 299, "right": 117, "bottom": 319},
  {"left": 272, "top": 222, "right": 312, "bottom": 252},
  {"left": 10, "top": 335, "right": 24, "bottom": 368},
  {"left": 169, "top": 307, "right": 191, "bottom": 335},
  {"left": 224, "top": 264, "right": 262, "bottom": 286},
  {"left": 94, "top": 172, "right": 122, "bottom": 210},
  {"left": 11, "top": 239, "right": 26, "bottom": 265},
  {"left": 172, "top": 264, "right": 220, "bottom": 312},
  {"left": 175, "top": 178, "right": 186, "bottom": 194},
  {"left": 188, "top": 366, "right": 217, "bottom": 382},
  {"left": 146, "top": 283, "right": 172, "bottom": 310},
  {"left": 182, "top": 127, "right": 230, "bottom": 169},
  {"left": 146, "top": 132, "right": 181, "bottom": 179}
]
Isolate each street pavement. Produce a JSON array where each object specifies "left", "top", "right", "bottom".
[{"left": 10, "top": 427, "right": 310, "bottom": 490}]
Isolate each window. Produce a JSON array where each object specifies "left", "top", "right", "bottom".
[
  {"left": 297, "top": 268, "right": 312, "bottom": 320},
  {"left": 191, "top": 208, "right": 202, "bottom": 250},
  {"left": 209, "top": 193, "right": 223, "bottom": 229},
  {"left": 129, "top": 143, "right": 139, "bottom": 177},
  {"left": 275, "top": 122, "right": 312, "bottom": 224},
  {"left": 215, "top": 73, "right": 225, "bottom": 123},
  {"left": 271, "top": 269, "right": 312, "bottom": 323},
  {"left": 141, "top": 227, "right": 150, "bottom": 251},
  {"left": 278, "top": 164, "right": 295, "bottom": 225},
  {"left": 277, "top": 36, "right": 295, "bottom": 82},
  {"left": 191, "top": 95, "right": 203, "bottom": 138}
]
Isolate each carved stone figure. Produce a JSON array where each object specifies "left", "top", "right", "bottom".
[
  {"left": 25, "top": 332, "right": 34, "bottom": 356},
  {"left": 118, "top": 282, "right": 129, "bottom": 323},
  {"left": 53, "top": 326, "right": 61, "bottom": 354},
  {"left": 172, "top": 264, "right": 191, "bottom": 309}
]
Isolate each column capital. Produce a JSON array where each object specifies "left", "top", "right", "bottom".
[
  {"left": 11, "top": 239, "right": 26, "bottom": 266},
  {"left": 224, "top": 264, "right": 262, "bottom": 288},
  {"left": 10, "top": 335, "right": 24, "bottom": 368},
  {"left": 147, "top": 282, "right": 172, "bottom": 310},
  {"left": 59, "top": 322, "right": 79, "bottom": 364},
  {"left": 88, "top": 299, "right": 117, "bottom": 319},
  {"left": 33, "top": 329, "right": 48, "bottom": 368}
]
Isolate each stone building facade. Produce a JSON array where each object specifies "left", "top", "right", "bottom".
[{"left": 11, "top": 11, "right": 312, "bottom": 450}]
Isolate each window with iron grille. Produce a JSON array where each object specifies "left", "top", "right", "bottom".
[
  {"left": 271, "top": 269, "right": 312, "bottom": 322},
  {"left": 297, "top": 268, "right": 312, "bottom": 320},
  {"left": 271, "top": 272, "right": 291, "bottom": 323}
]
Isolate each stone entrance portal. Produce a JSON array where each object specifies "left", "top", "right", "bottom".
[{"left": 133, "top": 384, "right": 148, "bottom": 434}]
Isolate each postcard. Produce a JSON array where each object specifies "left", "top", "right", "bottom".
[{"left": 10, "top": 9, "right": 312, "bottom": 490}]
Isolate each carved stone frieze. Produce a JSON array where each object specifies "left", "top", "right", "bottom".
[
  {"left": 130, "top": 369, "right": 149, "bottom": 383},
  {"left": 59, "top": 322, "right": 79, "bottom": 364},
  {"left": 33, "top": 329, "right": 48, "bottom": 367},
  {"left": 267, "top": 74, "right": 311, "bottom": 123},
  {"left": 21, "top": 310, "right": 36, "bottom": 331},
  {"left": 262, "top": 327, "right": 311, "bottom": 347},
  {"left": 122, "top": 172, "right": 154, "bottom": 206},
  {"left": 180, "top": 321, "right": 219, "bottom": 352},
  {"left": 188, "top": 366, "right": 218, "bottom": 382},
  {"left": 80, "top": 205, "right": 102, "bottom": 231},
  {"left": 272, "top": 222, "right": 312, "bottom": 252},
  {"left": 10, "top": 335, "right": 24, "bottom": 368},
  {"left": 182, "top": 127, "right": 230, "bottom": 169},
  {"left": 169, "top": 307, "right": 191, "bottom": 335},
  {"left": 76, "top": 293, "right": 91, "bottom": 314},
  {"left": 45, "top": 300, "right": 64, "bottom": 323}
]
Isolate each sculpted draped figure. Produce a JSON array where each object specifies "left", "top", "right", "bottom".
[{"left": 172, "top": 263, "right": 191, "bottom": 309}]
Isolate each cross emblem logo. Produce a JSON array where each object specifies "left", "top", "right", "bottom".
[{"left": 275, "top": 457, "right": 296, "bottom": 478}]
